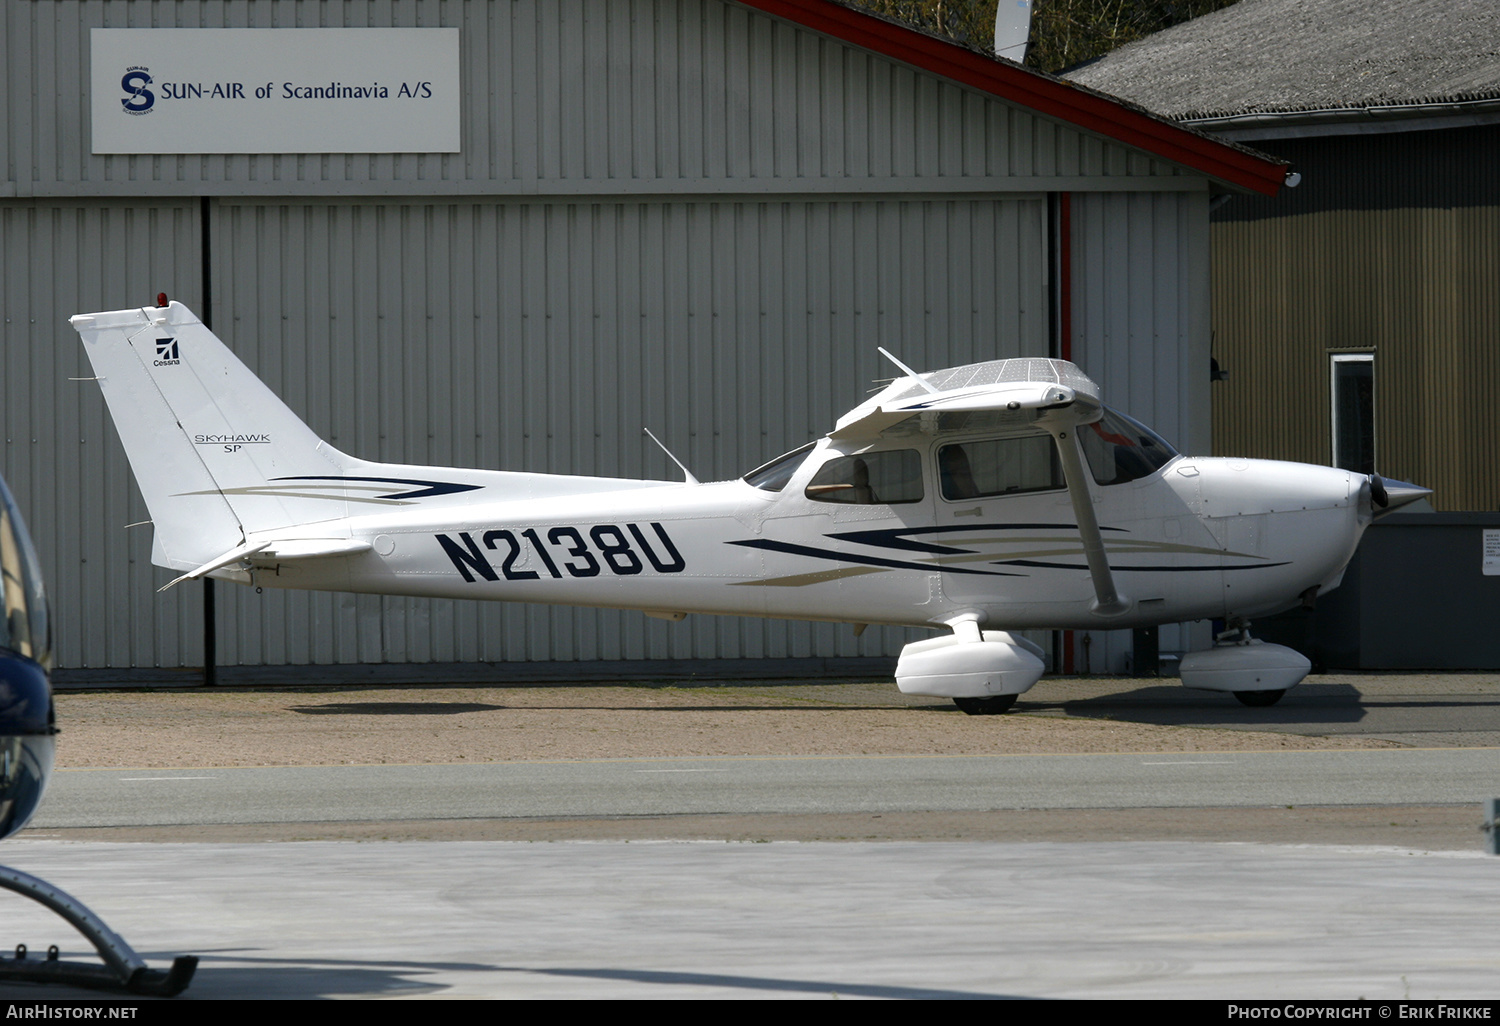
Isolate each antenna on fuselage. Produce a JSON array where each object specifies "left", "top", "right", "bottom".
[{"left": 642, "top": 427, "right": 700, "bottom": 485}]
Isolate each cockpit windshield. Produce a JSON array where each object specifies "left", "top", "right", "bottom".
[
  {"left": 743, "top": 443, "right": 815, "bottom": 492},
  {"left": 1080, "top": 407, "right": 1178, "bottom": 486},
  {"left": 747, "top": 405, "right": 1175, "bottom": 496}
]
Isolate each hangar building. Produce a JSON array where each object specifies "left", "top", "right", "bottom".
[
  {"left": 0, "top": 0, "right": 1285, "bottom": 679},
  {"left": 1068, "top": 0, "right": 1500, "bottom": 510},
  {"left": 1068, "top": 0, "right": 1500, "bottom": 670}
]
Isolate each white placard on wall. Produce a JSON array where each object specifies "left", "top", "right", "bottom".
[{"left": 91, "top": 28, "right": 460, "bottom": 154}]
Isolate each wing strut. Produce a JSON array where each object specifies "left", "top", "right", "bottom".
[{"left": 1049, "top": 425, "right": 1129, "bottom": 617}]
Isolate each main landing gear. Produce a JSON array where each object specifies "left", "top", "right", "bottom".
[
  {"left": 952, "top": 694, "right": 1018, "bottom": 716},
  {"left": 895, "top": 629, "right": 1045, "bottom": 715},
  {"left": 898, "top": 619, "right": 1311, "bottom": 715},
  {"left": 1233, "top": 689, "right": 1287, "bottom": 708}
]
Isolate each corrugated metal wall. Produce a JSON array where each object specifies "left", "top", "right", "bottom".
[
  {"left": 1215, "top": 205, "right": 1500, "bottom": 510},
  {"left": 204, "top": 196, "right": 1049, "bottom": 667},
  {"left": 1071, "top": 191, "right": 1211, "bottom": 457},
  {"left": 0, "top": 200, "right": 206, "bottom": 668},
  {"left": 1069, "top": 189, "right": 1214, "bottom": 671},
  {"left": 1210, "top": 127, "right": 1500, "bottom": 512},
  {"left": 2, "top": 0, "right": 1197, "bottom": 197},
  {"left": 7, "top": 194, "right": 1051, "bottom": 668},
  {"left": 1, "top": 0, "right": 1218, "bottom": 671}
]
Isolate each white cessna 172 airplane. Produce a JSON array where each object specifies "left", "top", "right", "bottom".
[{"left": 72, "top": 301, "right": 1427, "bottom": 713}]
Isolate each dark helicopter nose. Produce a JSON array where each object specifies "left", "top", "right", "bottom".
[
  {"left": 1369, "top": 475, "right": 1432, "bottom": 516},
  {"left": 0, "top": 652, "right": 55, "bottom": 840}
]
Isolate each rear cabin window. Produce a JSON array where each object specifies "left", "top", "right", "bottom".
[
  {"left": 805, "top": 450, "right": 923, "bottom": 505},
  {"left": 939, "top": 435, "right": 1061, "bottom": 500}
]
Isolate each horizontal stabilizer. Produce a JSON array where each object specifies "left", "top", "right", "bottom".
[
  {"left": 159, "top": 540, "right": 272, "bottom": 592},
  {"left": 157, "top": 537, "right": 373, "bottom": 591},
  {"left": 258, "top": 538, "right": 373, "bottom": 560}
]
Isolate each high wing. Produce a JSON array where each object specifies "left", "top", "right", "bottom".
[
  {"left": 831, "top": 354, "right": 1104, "bottom": 441},
  {"left": 156, "top": 537, "right": 374, "bottom": 592},
  {"left": 836, "top": 353, "right": 1124, "bottom": 616}
]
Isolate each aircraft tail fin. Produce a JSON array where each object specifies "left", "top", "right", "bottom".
[
  {"left": 74, "top": 301, "right": 682, "bottom": 575},
  {"left": 71, "top": 302, "right": 354, "bottom": 572}
]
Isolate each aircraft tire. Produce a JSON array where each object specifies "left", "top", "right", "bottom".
[
  {"left": 1233, "top": 689, "right": 1286, "bottom": 708},
  {"left": 952, "top": 695, "right": 1017, "bottom": 716}
]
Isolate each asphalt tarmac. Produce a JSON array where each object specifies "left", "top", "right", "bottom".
[
  {"left": 29, "top": 748, "right": 1500, "bottom": 827},
  {"left": 1, "top": 839, "right": 1495, "bottom": 1000},
  {"left": 3, "top": 673, "right": 1498, "bottom": 1000},
  {"left": 1031, "top": 675, "right": 1500, "bottom": 749}
]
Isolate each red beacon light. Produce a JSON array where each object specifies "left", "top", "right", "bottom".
[{"left": 156, "top": 292, "right": 169, "bottom": 308}]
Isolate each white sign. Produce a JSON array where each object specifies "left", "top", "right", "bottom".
[
  {"left": 1484, "top": 530, "right": 1500, "bottom": 576},
  {"left": 91, "top": 28, "right": 460, "bottom": 154}
]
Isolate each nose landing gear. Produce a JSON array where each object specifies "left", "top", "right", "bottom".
[{"left": 1179, "top": 622, "right": 1310, "bottom": 708}]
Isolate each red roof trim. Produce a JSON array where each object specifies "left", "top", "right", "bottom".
[{"left": 735, "top": 0, "right": 1287, "bottom": 197}]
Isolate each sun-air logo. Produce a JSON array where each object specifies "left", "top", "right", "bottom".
[
  {"left": 154, "top": 337, "right": 180, "bottom": 366},
  {"left": 121, "top": 67, "right": 155, "bottom": 115}
]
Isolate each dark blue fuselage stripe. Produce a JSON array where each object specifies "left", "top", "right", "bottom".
[
  {"left": 728, "top": 538, "right": 1024, "bottom": 576},
  {"left": 827, "top": 522, "right": 1128, "bottom": 555},
  {"left": 271, "top": 476, "right": 482, "bottom": 500},
  {"left": 992, "top": 559, "right": 1290, "bottom": 572}
]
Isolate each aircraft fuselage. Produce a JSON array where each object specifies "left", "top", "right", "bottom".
[
  {"left": 231, "top": 447, "right": 1368, "bottom": 632},
  {"left": 75, "top": 303, "right": 1423, "bottom": 709}
]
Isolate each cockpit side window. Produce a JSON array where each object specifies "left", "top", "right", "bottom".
[
  {"left": 939, "top": 435, "right": 1062, "bottom": 501},
  {"left": 1080, "top": 407, "right": 1178, "bottom": 486},
  {"left": 743, "top": 443, "right": 815, "bottom": 492},
  {"left": 805, "top": 450, "right": 923, "bottom": 505}
]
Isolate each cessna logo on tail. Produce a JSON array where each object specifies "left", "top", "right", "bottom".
[{"left": 154, "top": 337, "right": 180, "bottom": 366}]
